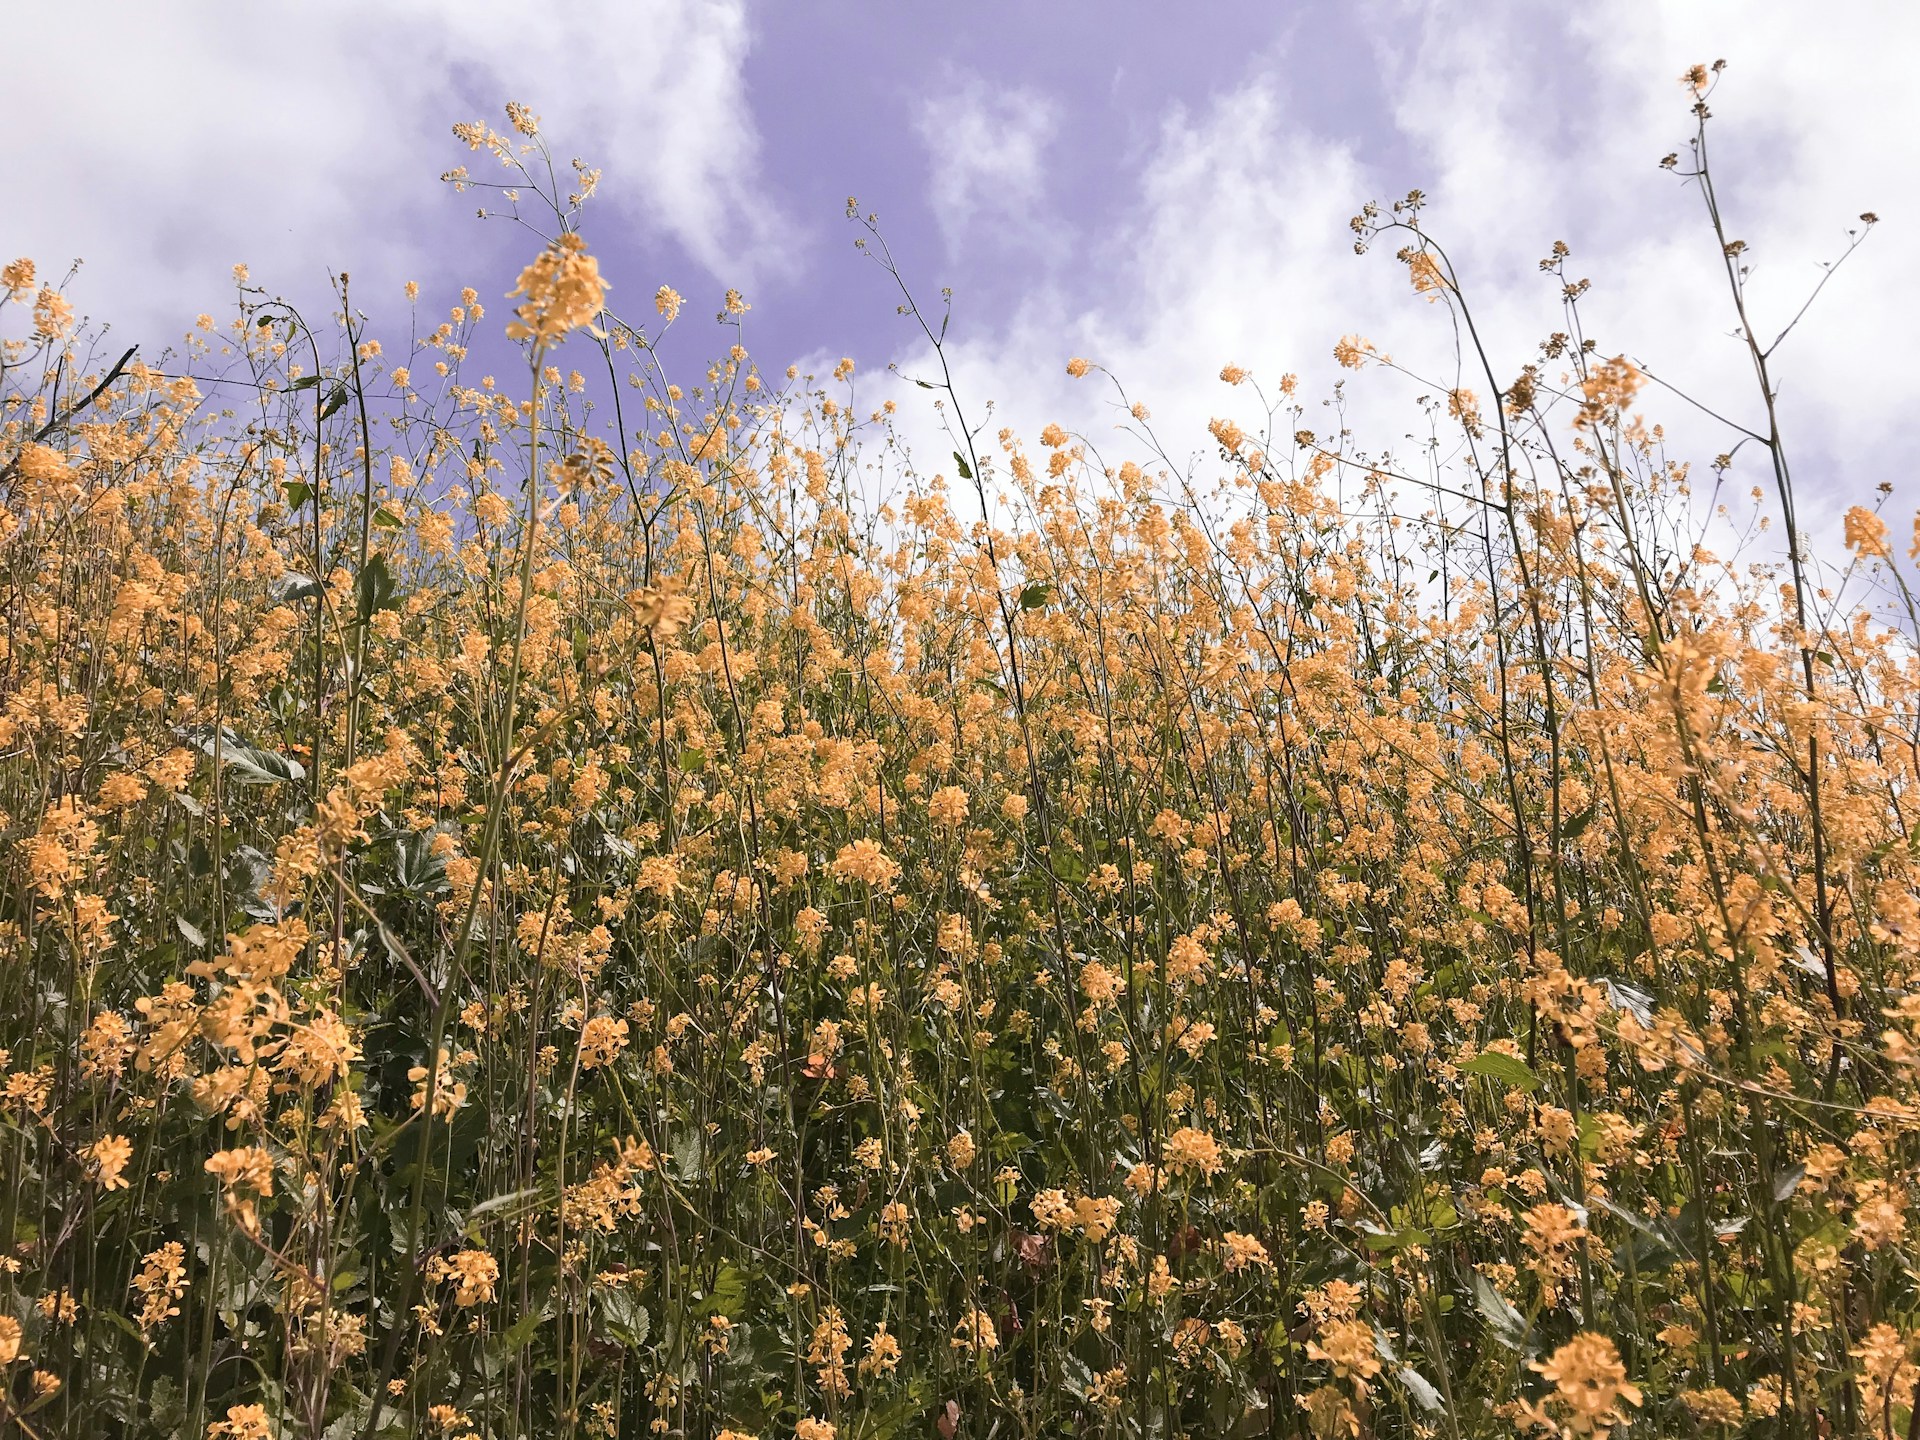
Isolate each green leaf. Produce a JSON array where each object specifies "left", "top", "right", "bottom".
[
  {"left": 355, "top": 553, "right": 398, "bottom": 625},
  {"left": 320, "top": 382, "right": 350, "bottom": 420},
  {"left": 953, "top": 451, "right": 973, "bottom": 481},
  {"left": 175, "top": 916, "right": 208, "bottom": 949},
  {"left": 466, "top": 1187, "right": 542, "bottom": 1223},
  {"left": 599, "top": 1287, "right": 651, "bottom": 1348},
  {"left": 496, "top": 1307, "right": 547, "bottom": 1353},
  {"left": 1361, "top": 1225, "right": 1430, "bottom": 1253},
  {"left": 281, "top": 480, "right": 313, "bottom": 509},
  {"left": 372, "top": 507, "right": 403, "bottom": 529},
  {"left": 1558, "top": 805, "right": 1595, "bottom": 841},
  {"left": 1460, "top": 1051, "right": 1541, "bottom": 1093},
  {"left": 289, "top": 375, "right": 321, "bottom": 392},
  {"left": 1577, "top": 1112, "right": 1602, "bottom": 1160},
  {"left": 1470, "top": 1273, "right": 1529, "bottom": 1350},
  {"left": 1397, "top": 1367, "right": 1445, "bottom": 1414},
  {"left": 1019, "top": 582, "right": 1053, "bottom": 611},
  {"left": 700, "top": 1261, "right": 748, "bottom": 1320},
  {"left": 189, "top": 727, "right": 305, "bottom": 785},
  {"left": 1772, "top": 1164, "right": 1807, "bottom": 1204}
]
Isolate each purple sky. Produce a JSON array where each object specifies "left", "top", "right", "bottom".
[
  {"left": 6, "top": 1, "right": 1916, "bottom": 535},
  {"left": 407, "top": 4, "right": 1429, "bottom": 381},
  {"left": 728, "top": 4, "right": 1393, "bottom": 363}
]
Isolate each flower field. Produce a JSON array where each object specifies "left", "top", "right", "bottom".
[{"left": 1, "top": 79, "right": 1916, "bottom": 1439}]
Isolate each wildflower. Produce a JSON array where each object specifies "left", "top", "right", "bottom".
[
  {"left": 1852, "top": 1324, "right": 1915, "bottom": 1422},
  {"left": 1221, "top": 1231, "right": 1273, "bottom": 1273},
  {"left": 505, "top": 233, "right": 608, "bottom": 348},
  {"left": 1307, "top": 1318, "right": 1382, "bottom": 1393},
  {"left": 1165, "top": 932, "right": 1212, "bottom": 986},
  {"left": 927, "top": 785, "right": 969, "bottom": 829},
  {"left": 208, "top": 1404, "right": 273, "bottom": 1439},
  {"left": 1079, "top": 961, "right": 1123, "bottom": 1007},
  {"left": 1, "top": 256, "right": 33, "bottom": 301},
  {"left": 807, "top": 1307, "right": 853, "bottom": 1395},
  {"left": 0, "top": 1315, "right": 20, "bottom": 1365},
  {"left": 32, "top": 285, "right": 72, "bottom": 339},
  {"left": 951, "top": 1307, "right": 998, "bottom": 1353},
  {"left": 89, "top": 1134, "right": 133, "bottom": 1191},
  {"left": 578, "top": 1015, "right": 629, "bottom": 1070},
  {"left": 878, "top": 1200, "right": 910, "bottom": 1246},
  {"left": 1679, "top": 1388, "right": 1744, "bottom": 1425},
  {"left": 1576, "top": 356, "right": 1642, "bottom": 429},
  {"left": 1845, "top": 505, "right": 1890, "bottom": 559},
  {"left": 1162, "top": 1126, "right": 1225, "bottom": 1180},
  {"left": 205, "top": 1147, "right": 275, "bottom": 1198},
  {"left": 1528, "top": 1333, "right": 1642, "bottom": 1438},
  {"left": 1851, "top": 1180, "right": 1908, "bottom": 1251},
  {"left": 1333, "top": 335, "right": 1376, "bottom": 370},
  {"left": 1065, "top": 356, "right": 1091, "bottom": 377},
  {"left": 1208, "top": 417, "right": 1245, "bottom": 454},
  {"left": 861, "top": 1323, "right": 902, "bottom": 1377},
  {"left": 407, "top": 1048, "right": 469, "bottom": 1118},
  {"left": 1522, "top": 1202, "right": 1585, "bottom": 1291},
  {"left": 831, "top": 838, "right": 901, "bottom": 890},
  {"left": 431, "top": 1249, "right": 498, "bottom": 1306},
  {"left": 1406, "top": 249, "right": 1448, "bottom": 300},
  {"left": 132, "top": 1243, "right": 189, "bottom": 1330},
  {"left": 1298, "top": 1385, "right": 1358, "bottom": 1439}
]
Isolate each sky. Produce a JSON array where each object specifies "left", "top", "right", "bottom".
[{"left": 5, "top": 0, "right": 1915, "bottom": 539}]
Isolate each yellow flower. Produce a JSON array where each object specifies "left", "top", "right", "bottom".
[
  {"left": 505, "top": 233, "right": 608, "bottom": 348},
  {"left": 831, "top": 838, "right": 901, "bottom": 890},
  {"left": 89, "top": 1134, "right": 133, "bottom": 1190},
  {"left": 1530, "top": 1333, "right": 1642, "bottom": 1438},
  {"left": 578, "top": 1015, "right": 629, "bottom": 1070},
  {"left": 1162, "top": 1125, "right": 1225, "bottom": 1180},
  {"left": 0, "top": 256, "right": 33, "bottom": 301},
  {"left": 1221, "top": 1231, "right": 1273, "bottom": 1273},
  {"left": 208, "top": 1404, "right": 273, "bottom": 1439},
  {"left": 1307, "top": 1318, "right": 1382, "bottom": 1392},
  {"left": 927, "top": 785, "right": 970, "bottom": 829},
  {"left": 951, "top": 1306, "right": 999, "bottom": 1353},
  {"left": 430, "top": 1249, "right": 499, "bottom": 1307},
  {"left": 1844, "top": 505, "right": 1890, "bottom": 559}
]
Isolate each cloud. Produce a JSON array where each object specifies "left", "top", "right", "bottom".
[
  {"left": 1, "top": 0, "right": 781, "bottom": 348},
  {"left": 871, "top": 0, "right": 1916, "bottom": 551},
  {"left": 915, "top": 72, "right": 1061, "bottom": 258}
]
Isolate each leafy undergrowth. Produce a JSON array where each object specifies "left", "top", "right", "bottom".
[{"left": 1, "top": 74, "right": 1917, "bottom": 1440}]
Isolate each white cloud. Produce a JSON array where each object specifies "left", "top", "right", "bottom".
[
  {"left": 915, "top": 73, "right": 1061, "bottom": 258},
  {"left": 875, "top": 0, "right": 1917, "bottom": 554},
  {"left": 1, "top": 0, "right": 780, "bottom": 348}
]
